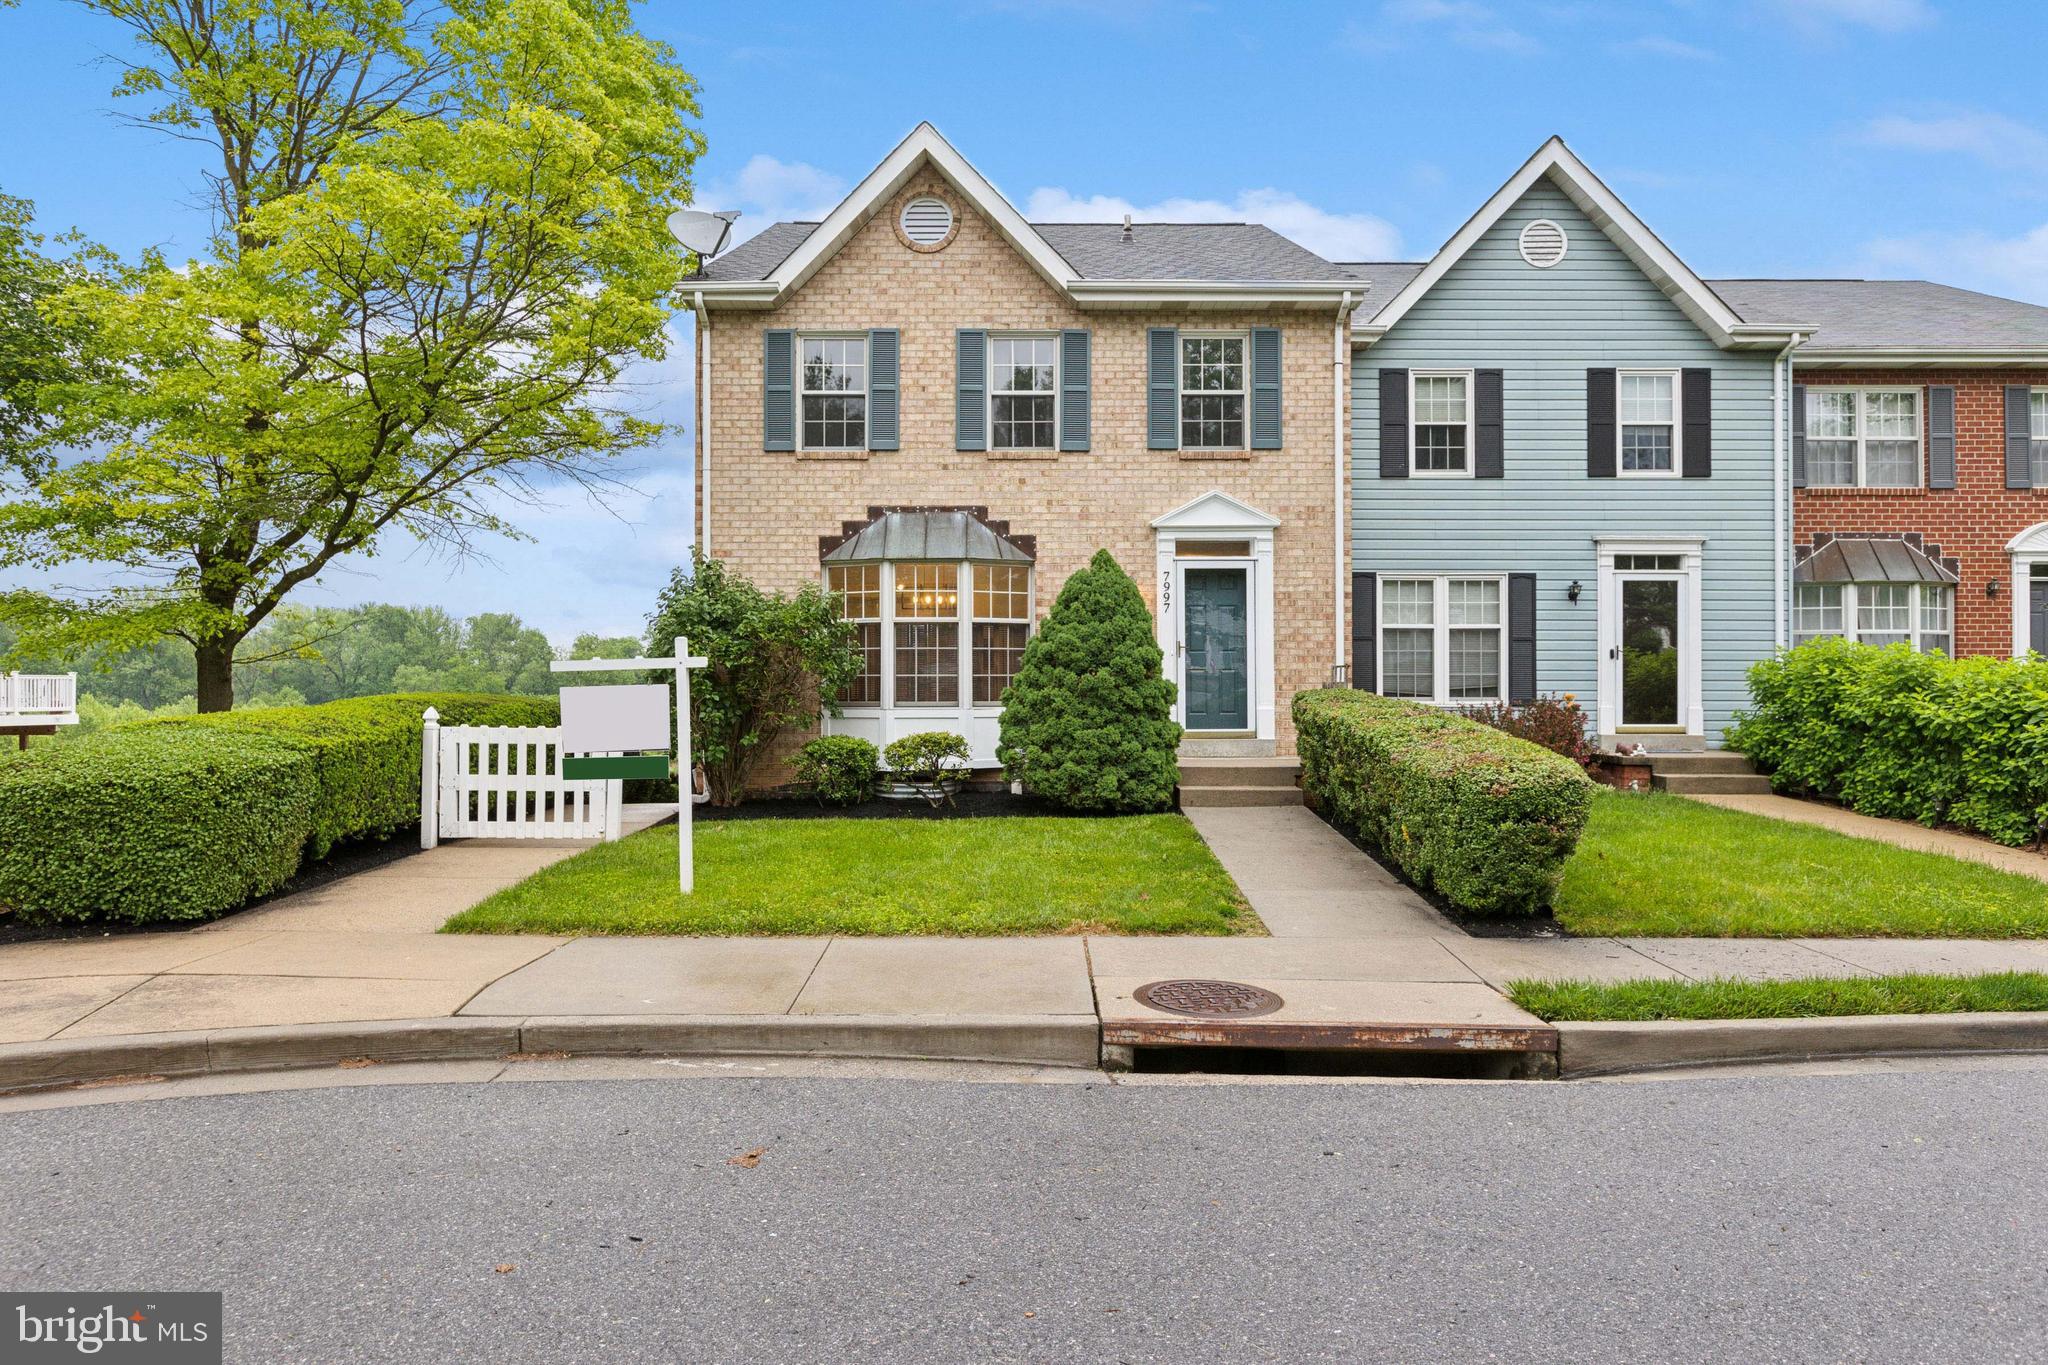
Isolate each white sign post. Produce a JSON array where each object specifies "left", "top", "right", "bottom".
[{"left": 551, "top": 636, "right": 709, "bottom": 892}]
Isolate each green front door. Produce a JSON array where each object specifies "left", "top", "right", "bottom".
[{"left": 1184, "top": 567, "right": 1249, "bottom": 732}]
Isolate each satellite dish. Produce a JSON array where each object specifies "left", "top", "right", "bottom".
[{"left": 666, "top": 208, "right": 741, "bottom": 258}]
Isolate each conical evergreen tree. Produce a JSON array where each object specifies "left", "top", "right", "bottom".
[{"left": 997, "top": 549, "right": 1182, "bottom": 811}]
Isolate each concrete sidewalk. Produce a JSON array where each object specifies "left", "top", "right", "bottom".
[{"left": 7, "top": 803, "right": 2048, "bottom": 1077}]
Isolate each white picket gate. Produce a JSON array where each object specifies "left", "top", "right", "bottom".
[{"left": 420, "top": 709, "right": 621, "bottom": 847}]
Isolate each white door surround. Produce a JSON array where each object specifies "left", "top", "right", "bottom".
[
  {"left": 1595, "top": 537, "right": 1705, "bottom": 742},
  {"left": 2007, "top": 521, "right": 2048, "bottom": 656},
  {"left": 1152, "top": 491, "right": 1279, "bottom": 743}
]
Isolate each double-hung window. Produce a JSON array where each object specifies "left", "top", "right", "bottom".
[
  {"left": 825, "top": 564, "right": 883, "bottom": 704},
  {"left": 990, "top": 337, "right": 1056, "bottom": 451},
  {"left": 1619, "top": 371, "right": 1679, "bottom": 475},
  {"left": 1792, "top": 582, "right": 1953, "bottom": 654},
  {"left": 800, "top": 336, "right": 867, "bottom": 450},
  {"left": 972, "top": 564, "right": 1032, "bottom": 702},
  {"left": 2032, "top": 389, "right": 2048, "bottom": 486},
  {"left": 892, "top": 563, "right": 959, "bottom": 704},
  {"left": 1804, "top": 388, "right": 1921, "bottom": 487},
  {"left": 1411, "top": 372, "right": 1471, "bottom": 475},
  {"left": 1180, "top": 335, "right": 1246, "bottom": 449},
  {"left": 1377, "top": 575, "right": 1505, "bottom": 704}
]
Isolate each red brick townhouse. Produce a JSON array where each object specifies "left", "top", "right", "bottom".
[{"left": 1713, "top": 280, "right": 2048, "bottom": 657}]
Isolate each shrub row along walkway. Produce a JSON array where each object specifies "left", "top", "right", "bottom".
[{"left": 6, "top": 805, "right": 2048, "bottom": 1074}]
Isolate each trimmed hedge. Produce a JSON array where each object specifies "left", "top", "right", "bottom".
[
  {"left": 0, "top": 728, "right": 318, "bottom": 926},
  {"left": 0, "top": 692, "right": 557, "bottom": 926},
  {"left": 1728, "top": 639, "right": 2048, "bottom": 847},
  {"left": 1294, "top": 688, "right": 1596, "bottom": 916}
]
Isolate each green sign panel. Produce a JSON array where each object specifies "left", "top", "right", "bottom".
[{"left": 562, "top": 754, "right": 671, "bottom": 781}]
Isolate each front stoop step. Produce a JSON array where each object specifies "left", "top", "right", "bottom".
[
  {"left": 1176, "top": 758, "right": 1303, "bottom": 807},
  {"left": 1645, "top": 750, "right": 1773, "bottom": 796}
]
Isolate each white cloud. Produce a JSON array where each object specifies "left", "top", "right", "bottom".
[
  {"left": 1362, "top": 0, "right": 1543, "bottom": 55},
  {"left": 1858, "top": 111, "right": 2048, "bottom": 177},
  {"left": 1024, "top": 186, "right": 1402, "bottom": 262},
  {"left": 1772, "top": 0, "right": 1934, "bottom": 33},
  {"left": 1612, "top": 35, "right": 1716, "bottom": 60},
  {"left": 1860, "top": 224, "right": 2048, "bottom": 307},
  {"left": 697, "top": 154, "right": 848, "bottom": 244}
]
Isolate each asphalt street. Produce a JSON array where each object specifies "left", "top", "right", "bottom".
[{"left": 3, "top": 1064, "right": 2044, "bottom": 1363}]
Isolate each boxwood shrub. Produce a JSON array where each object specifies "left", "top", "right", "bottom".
[
  {"left": 0, "top": 692, "right": 558, "bottom": 926},
  {"left": 1728, "top": 638, "right": 2048, "bottom": 847},
  {"left": 0, "top": 728, "right": 318, "bottom": 926},
  {"left": 1294, "top": 688, "right": 1596, "bottom": 916}
]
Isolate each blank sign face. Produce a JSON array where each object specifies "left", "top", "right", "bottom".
[{"left": 559, "top": 683, "right": 671, "bottom": 754}]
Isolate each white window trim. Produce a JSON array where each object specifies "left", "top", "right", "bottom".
[
  {"left": 987, "top": 332, "right": 1061, "bottom": 454},
  {"left": 2008, "top": 520, "right": 2048, "bottom": 656},
  {"left": 2030, "top": 387, "right": 2048, "bottom": 487},
  {"left": 797, "top": 331, "right": 869, "bottom": 453},
  {"left": 1616, "top": 368, "right": 1683, "bottom": 479},
  {"left": 1151, "top": 490, "right": 1282, "bottom": 742},
  {"left": 1409, "top": 369, "right": 1476, "bottom": 479},
  {"left": 1792, "top": 581, "right": 1954, "bottom": 653},
  {"left": 1803, "top": 385, "right": 1924, "bottom": 489},
  {"left": 1179, "top": 331, "right": 1250, "bottom": 452},
  {"left": 1373, "top": 572, "right": 1508, "bottom": 706}
]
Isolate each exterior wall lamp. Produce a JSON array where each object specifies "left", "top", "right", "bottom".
[
  {"left": 1566, "top": 579, "right": 1583, "bottom": 604},
  {"left": 1987, "top": 577, "right": 2003, "bottom": 599}
]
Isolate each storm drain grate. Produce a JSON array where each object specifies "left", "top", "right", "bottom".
[{"left": 1133, "top": 979, "right": 1284, "bottom": 1019}]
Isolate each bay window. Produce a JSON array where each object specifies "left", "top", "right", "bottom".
[
  {"left": 892, "top": 563, "right": 959, "bottom": 704},
  {"left": 1792, "top": 582, "right": 1953, "bottom": 654},
  {"left": 1378, "top": 574, "right": 1505, "bottom": 704},
  {"left": 825, "top": 563, "right": 882, "bottom": 704},
  {"left": 972, "top": 564, "right": 1031, "bottom": 702},
  {"left": 1804, "top": 388, "right": 1921, "bottom": 487}
]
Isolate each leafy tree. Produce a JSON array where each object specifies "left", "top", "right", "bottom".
[
  {"left": 570, "top": 632, "right": 641, "bottom": 659},
  {"left": 0, "top": 190, "right": 108, "bottom": 477},
  {"left": 0, "top": 0, "right": 705, "bottom": 710},
  {"left": 644, "top": 554, "right": 861, "bottom": 807},
  {"left": 998, "top": 549, "right": 1182, "bottom": 812}
]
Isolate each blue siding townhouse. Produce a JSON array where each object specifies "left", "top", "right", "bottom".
[{"left": 1343, "top": 139, "right": 1812, "bottom": 748}]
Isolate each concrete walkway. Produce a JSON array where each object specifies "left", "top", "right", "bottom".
[
  {"left": 7, "top": 802, "right": 2048, "bottom": 1072},
  {"left": 1698, "top": 792, "right": 2048, "bottom": 884}
]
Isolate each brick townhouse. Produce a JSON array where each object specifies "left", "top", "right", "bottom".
[{"left": 682, "top": 125, "right": 2048, "bottom": 779}]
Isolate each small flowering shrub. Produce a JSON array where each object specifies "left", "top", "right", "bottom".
[{"left": 1468, "top": 693, "right": 1598, "bottom": 771}]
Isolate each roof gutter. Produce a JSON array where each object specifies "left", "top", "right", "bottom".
[
  {"left": 1772, "top": 330, "right": 1808, "bottom": 650},
  {"left": 1795, "top": 347, "right": 2048, "bottom": 366},
  {"left": 1333, "top": 289, "right": 1359, "bottom": 676},
  {"left": 693, "top": 290, "right": 711, "bottom": 559}
]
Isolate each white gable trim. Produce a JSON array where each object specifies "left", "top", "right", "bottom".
[
  {"left": 1352, "top": 137, "right": 1798, "bottom": 351},
  {"left": 1150, "top": 489, "right": 1282, "bottom": 531},
  {"left": 765, "top": 123, "right": 1078, "bottom": 298}
]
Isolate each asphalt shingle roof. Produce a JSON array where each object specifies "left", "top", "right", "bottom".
[
  {"left": 1710, "top": 278, "right": 2048, "bottom": 351},
  {"left": 1333, "top": 262, "right": 1426, "bottom": 319},
  {"left": 692, "top": 221, "right": 1351, "bottom": 283}
]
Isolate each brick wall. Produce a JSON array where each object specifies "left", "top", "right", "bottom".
[
  {"left": 695, "top": 172, "right": 1347, "bottom": 760},
  {"left": 1795, "top": 368, "right": 2048, "bottom": 656}
]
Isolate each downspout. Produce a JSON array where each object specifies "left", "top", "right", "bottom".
[
  {"left": 1334, "top": 290, "right": 1358, "bottom": 679},
  {"left": 1771, "top": 330, "right": 1807, "bottom": 650},
  {"left": 693, "top": 290, "right": 711, "bottom": 560}
]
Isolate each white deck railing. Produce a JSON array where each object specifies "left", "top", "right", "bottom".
[{"left": 0, "top": 672, "right": 78, "bottom": 724}]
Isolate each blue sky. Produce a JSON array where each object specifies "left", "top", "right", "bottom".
[{"left": 6, "top": 0, "right": 2048, "bottom": 644}]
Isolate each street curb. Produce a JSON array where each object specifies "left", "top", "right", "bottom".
[
  {"left": 1556, "top": 1010, "right": 2048, "bottom": 1077},
  {"left": 0, "top": 1014, "right": 1100, "bottom": 1093}
]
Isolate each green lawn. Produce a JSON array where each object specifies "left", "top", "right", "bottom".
[
  {"left": 443, "top": 814, "right": 1259, "bottom": 937},
  {"left": 1554, "top": 791, "right": 2048, "bottom": 939},
  {"left": 1508, "top": 971, "right": 2048, "bottom": 1022}
]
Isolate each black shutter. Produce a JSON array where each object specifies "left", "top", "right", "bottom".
[
  {"left": 2007, "top": 385, "right": 2033, "bottom": 489},
  {"left": 1378, "top": 369, "right": 1408, "bottom": 478},
  {"left": 1928, "top": 385, "right": 1956, "bottom": 489},
  {"left": 1586, "top": 368, "right": 1616, "bottom": 477},
  {"left": 1474, "top": 369, "right": 1504, "bottom": 479},
  {"left": 1351, "top": 572, "right": 1377, "bottom": 692},
  {"left": 1507, "top": 573, "right": 1537, "bottom": 705},
  {"left": 1792, "top": 384, "right": 1808, "bottom": 488},
  {"left": 1681, "top": 368, "right": 1711, "bottom": 478}
]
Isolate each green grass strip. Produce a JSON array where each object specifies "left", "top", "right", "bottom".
[{"left": 1507, "top": 971, "right": 2048, "bottom": 1022}]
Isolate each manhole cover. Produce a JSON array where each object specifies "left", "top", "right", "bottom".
[{"left": 1133, "top": 979, "right": 1283, "bottom": 1019}]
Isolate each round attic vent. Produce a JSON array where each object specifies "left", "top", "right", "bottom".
[
  {"left": 1519, "top": 218, "right": 1569, "bottom": 269},
  {"left": 899, "top": 196, "right": 955, "bottom": 249}
]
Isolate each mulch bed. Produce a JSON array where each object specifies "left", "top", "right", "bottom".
[{"left": 0, "top": 830, "right": 426, "bottom": 947}]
